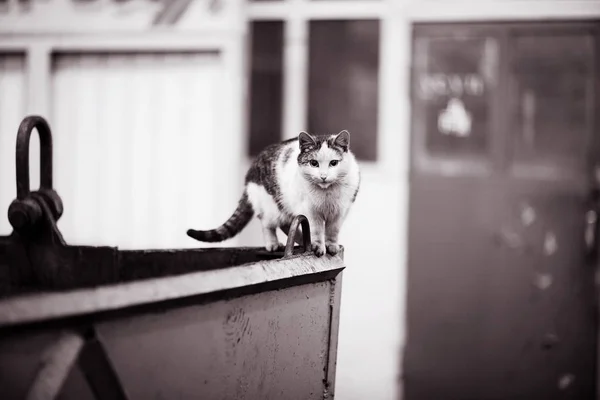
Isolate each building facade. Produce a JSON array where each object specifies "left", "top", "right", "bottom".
[{"left": 1, "top": 1, "right": 600, "bottom": 398}]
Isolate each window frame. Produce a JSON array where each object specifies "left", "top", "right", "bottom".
[
  {"left": 410, "top": 20, "right": 600, "bottom": 181},
  {"left": 246, "top": 0, "right": 395, "bottom": 171}
]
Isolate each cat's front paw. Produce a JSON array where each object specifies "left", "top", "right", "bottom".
[
  {"left": 265, "top": 242, "right": 284, "bottom": 252},
  {"left": 326, "top": 243, "right": 340, "bottom": 256},
  {"left": 311, "top": 242, "right": 326, "bottom": 257}
]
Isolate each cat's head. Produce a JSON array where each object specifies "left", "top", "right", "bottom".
[{"left": 296, "top": 130, "right": 352, "bottom": 189}]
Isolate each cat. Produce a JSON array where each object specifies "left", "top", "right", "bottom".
[{"left": 187, "top": 130, "right": 361, "bottom": 257}]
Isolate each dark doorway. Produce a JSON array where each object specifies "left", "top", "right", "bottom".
[{"left": 404, "top": 21, "right": 600, "bottom": 400}]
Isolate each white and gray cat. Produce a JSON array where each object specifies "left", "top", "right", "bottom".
[{"left": 187, "top": 130, "right": 361, "bottom": 257}]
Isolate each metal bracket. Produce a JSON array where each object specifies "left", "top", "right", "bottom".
[
  {"left": 0, "top": 116, "right": 119, "bottom": 297},
  {"left": 25, "top": 328, "right": 129, "bottom": 400}
]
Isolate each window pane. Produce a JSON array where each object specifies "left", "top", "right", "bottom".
[
  {"left": 511, "top": 33, "right": 594, "bottom": 168},
  {"left": 308, "top": 20, "right": 380, "bottom": 161},
  {"left": 248, "top": 21, "right": 284, "bottom": 157},
  {"left": 414, "top": 36, "right": 498, "bottom": 159}
]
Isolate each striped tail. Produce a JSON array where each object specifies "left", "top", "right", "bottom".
[{"left": 187, "top": 191, "right": 254, "bottom": 242}]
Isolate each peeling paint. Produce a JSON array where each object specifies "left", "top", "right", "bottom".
[
  {"left": 543, "top": 232, "right": 558, "bottom": 256},
  {"left": 533, "top": 273, "right": 553, "bottom": 290}
]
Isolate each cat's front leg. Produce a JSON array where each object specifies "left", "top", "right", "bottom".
[
  {"left": 306, "top": 214, "right": 326, "bottom": 257},
  {"left": 325, "top": 218, "right": 342, "bottom": 255}
]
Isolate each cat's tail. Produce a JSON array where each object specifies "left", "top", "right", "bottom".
[{"left": 187, "top": 191, "right": 254, "bottom": 242}]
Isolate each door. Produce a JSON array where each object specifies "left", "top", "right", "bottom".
[{"left": 404, "top": 22, "right": 600, "bottom": 400}]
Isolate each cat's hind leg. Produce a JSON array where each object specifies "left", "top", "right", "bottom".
[
  {"left": 257, "top": 211, "right": 283, "bottom": 252},
  {"left": 247, "top": 183, "right": 284, "bottom": 252},
  {"left": 261, "top": 219, "right": 283, "bottom": 252}
]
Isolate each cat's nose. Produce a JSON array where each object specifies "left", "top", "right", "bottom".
[{"left": 320, "top": 176, "right": 327, "bottom": 182}]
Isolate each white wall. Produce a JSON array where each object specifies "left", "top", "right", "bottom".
[{"left": 0, "top": 54, "right": 27, "bottom": 236}]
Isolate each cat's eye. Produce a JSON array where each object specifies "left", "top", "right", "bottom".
[
  {"left": 310, "top": 160, "right": 319, "bottom": 167},
  {"left": 329, "top": 160, "right": 339, "bottom": 167}
]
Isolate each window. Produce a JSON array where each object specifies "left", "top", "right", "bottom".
[
  {"left": 413, "top": 36, "right": 497, "bottom": 159},
  {"left": 246, "top": 3, "right": 382, "bottom": 162},
  {"left": 307, "top": 20, "right": 380, "bottom": 161},
  {"left": 247, "top": 21, "right": 284, "bottom": 157},
  {"left": 412, "top": 22, "right": 597, "bottom": 177},
  {"left": 510, "top": 33, "right": 594, "bottom": 170}
]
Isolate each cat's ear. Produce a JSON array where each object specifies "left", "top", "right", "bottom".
[
  {"left": 298, "top": 131, "right": 317, "bottom": 152},
  {"left": 334, "top": 130, "right": 350, "bottom": 152}
]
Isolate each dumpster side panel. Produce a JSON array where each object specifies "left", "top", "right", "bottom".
[
  {"left": 57, "top": 365, "right": 97, "bottom": 400},
  {"left": 96, "top": 281, "right": 334, "bottom": 400}
]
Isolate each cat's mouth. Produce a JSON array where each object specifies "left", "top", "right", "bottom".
[{"left": 317, "top": 182, "right": 333, "bottom": 189}]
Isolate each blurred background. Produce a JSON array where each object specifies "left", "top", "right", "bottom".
[{"left": 1, "top": 1, "right": 600, "bottom": 399}]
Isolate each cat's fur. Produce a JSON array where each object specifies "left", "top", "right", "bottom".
[{"left": 187, "top": 130, "right": 360, "bottom": 257}]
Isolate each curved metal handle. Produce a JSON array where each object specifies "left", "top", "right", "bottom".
[
  {"left": 15, "top": 115, "right": 54, "bottom": 200},
  {"left": 284, "top": 215, "right": 311, "bottom": 257}
]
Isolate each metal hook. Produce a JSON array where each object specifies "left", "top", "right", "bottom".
[
  {"left": 15, "top": 115, "right": 54, "bottom": 199},
  {"left": 8, "top": 116, "right": 62, "bottom": 232},
  {"left": 284, "top": 215, "right": 312, "bottom": 257}
]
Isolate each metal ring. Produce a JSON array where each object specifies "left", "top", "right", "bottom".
[
  {"left": 284, "top": 215, "right": 311, "bottom": 257},
  {"left": 15, "top": 116, "right": 54, "bottom": 200}
]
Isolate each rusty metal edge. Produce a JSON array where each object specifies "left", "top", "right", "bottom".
[
  {"left": 0, "top": 252, "right": 345, "bottom": 328},
  {"left": 323, "top": 270, "right": 343, "bottom": 400}
]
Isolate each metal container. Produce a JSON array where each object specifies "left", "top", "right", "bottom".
[{"left": 0, "top": 116, "right": 344, "bottom": 400}]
